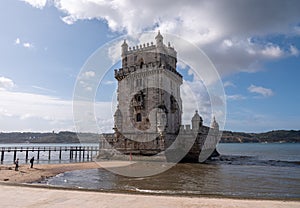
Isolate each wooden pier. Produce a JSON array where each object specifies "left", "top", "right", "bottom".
[{"left": 0, "top": 145, "right": 99, "bottom": 163}]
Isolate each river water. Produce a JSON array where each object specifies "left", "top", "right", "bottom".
[{"left": 37, "top": 143, "right": 300, "bottom": 199}]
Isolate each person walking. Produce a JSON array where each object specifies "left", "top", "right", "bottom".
[
  {"left": 29, "top": 156, "right": 34, "bottom": 168},
  {"left": 15, "top": 158, "right": 19, "bottom": 171}
]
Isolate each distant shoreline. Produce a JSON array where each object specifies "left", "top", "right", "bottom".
[{"left": 0, "top": 130, "right": 300, "bottom": 143}]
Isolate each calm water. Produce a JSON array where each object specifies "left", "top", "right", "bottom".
[{"left": 39, "top": 143, "right": 300, "bottom": 199}]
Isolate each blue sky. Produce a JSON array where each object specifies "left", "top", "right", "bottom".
[{"left": 0, "top": 0, "right": 300, "bottom": 133}]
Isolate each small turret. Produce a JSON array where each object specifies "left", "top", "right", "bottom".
[
  {"left": 211, "top": 116, "right": 219, "bottom": 130},
  {"left": 192, "top": 110, "right": 203, "bottom": 132},
  {"left": 114, "top": 106, "right": 123, "bottom": 132},
  {"left": 121, "top": 40, "right": 128, "bottom": 56},
  {"left": 155, "top": 30, "right": 163, "bottom": 48}
]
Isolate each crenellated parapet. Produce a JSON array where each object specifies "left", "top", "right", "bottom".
[
  {"left": 179, "top": 124, "right": 209, "bottom": 135},
  {"left": 114, "top": 61, "right": 182, "bottom": 81},
  {"left": 117, "top": 31, "right": 179, "bottom": 82}
]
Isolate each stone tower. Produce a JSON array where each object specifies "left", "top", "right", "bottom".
[{"left": 114, "top": 32, "right": 183, "bottom": 143}]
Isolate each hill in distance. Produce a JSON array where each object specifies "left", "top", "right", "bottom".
[{"left": 0, "top": 130, "right": 299, "bottom": 144}]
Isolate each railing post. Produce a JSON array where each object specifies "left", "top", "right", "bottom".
[
  {"left": 13, "top": 149, "right": 17, "bottom": 162},
  {"left": 1, "top": 149, "right": 4, "bottom": 162},
  {"left": 37, "top": 148, "right": 40, "bottom": 160},
  {"left": 25, "top": 148, "right": 29, "bottom": 161},
  {"left": 48, "top": 148, "right": 51, "bottom": 160},
  {"left": 79, "top": 147, "right": 81, "bottom": 160},
  {"left": 82, "top": 147, "right": 85, "bottom": 160},
  {"left": 87, "top": 147, "right": 89, "bottom": 160},
  {"left": 75, "top": 147, "right": 77, "bottom": 159},
  {"left": 59, "top": 147, "right": 62, "bottom": 160}
]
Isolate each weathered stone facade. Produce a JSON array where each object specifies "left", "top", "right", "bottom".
[{"left": 99, "top": 32, "right": 220, "bottom": 162}]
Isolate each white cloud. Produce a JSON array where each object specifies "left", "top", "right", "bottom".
[
  {"left": 83, "top": 70, "right": 96, "bottom": 78},
  {"left": 290, "top": 45, "right": 299, "bottom": 56},
  {"left": 226, "top": 94, "right": 246, "bottom": 101},
  {"left": 23, "top": 0, "right": 300, "bottom": 77},
  {"left": 22, "top": 0, "right": 47, "bottom": 9},
  {"left": 0, "top": 87, "right": 113, "bottom": 132},
  {"left": 222, "top": 39, "right": 233, "bottom": 48},
  {"left": 32, "top": 85, "right": 56, "bottom": 93},
  {"left": 14, "top": 38, "right": 20, "bottom": 45},
  {"left": 261, "top": 44, "right": 284, "bottom": 58},
  {"left": 14, "top": 38, "right": 34, "bottom": 49},
  {"left": 248, "top": 84, "right": 274, "bottom": 97},
  {"left": 223, "top": 81, "right": 235, "bottom": 88},
  {"left": 104, "top": 80, "right": 115, "bottom": 85},
  {"left": 23, "top": 42, "right": 34, "bottom": 48},
  {"left": 0, "top": 77, "right": 15, "bottom": 90}
]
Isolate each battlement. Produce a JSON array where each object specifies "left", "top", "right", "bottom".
[
  {"left": 127, "top": 42, "right": 156, "bottom": 53},
  {"left": 123, "top": 41, "right": 176, "bottom": 56},
  {"left": 114, "top": 60, "right": 182, "bottom": 81},
  {"left": 179, "top": 124, "right": 213, "bottom": 135},
  {"left": 118, "top": 32, "right": 178, "bottom": 77}
]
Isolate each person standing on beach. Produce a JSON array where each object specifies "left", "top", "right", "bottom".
[
  {"left": 15, "top": 158, "right": 19, "bottom": 171},
  {"left": 29, "top": 157, "right": 34, "bottom": 168}
]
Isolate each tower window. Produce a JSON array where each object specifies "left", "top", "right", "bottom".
[
  {"left": 136, "top": 78, "right": 142, "bottom": 87},
  {"left": 139, "top": 58, "right": 144, "bottom": 69},
  {"left": 136, "top": 113, "right": 142, "bottom": 122}
]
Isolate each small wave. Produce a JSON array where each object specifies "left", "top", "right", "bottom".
[{"left": 134, "top": 188, "right": 177, "bottom": 194}]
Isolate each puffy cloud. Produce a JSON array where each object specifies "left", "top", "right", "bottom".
[
  {"left": 22, "top": 0, "right": 47, "bottom": 9},
  {"left": 14, "top": 38, "right": 20, "bottom": 45},
  {"left": 223, "top": 81, "right": 236, "bottom": 88},
  {"left": 83, "top": 70, "right": 96, "bottom": 78},
  {"left": 23, "top": 42, "right": 34, "bottom": 48},
  {"left": 261, "top": 44, "right": 284, "bottom": 58},
  {"left": 23, "top": 0, "right": 300, "bottom": 77},
  {"left": 248, "top": 84, "right": 274, "bottom": 97},
  {"left": 0, "top": 88, "right": 113, "bottom": 132},
  {"left": 14, "top": 38, "right": 34, "bottom": 49},
  {"left": 0, "top": 76, "right": 15, "bottom": 90}
]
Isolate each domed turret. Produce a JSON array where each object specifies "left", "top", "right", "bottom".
[
  {"left": 211, "top": 116, "right": 219, "bottom": 130},
  {"left": 121, "top": 40, "right": 128, "bottom": 56},
  {"left": 114, "top": 106, "right": 123, "bottom": 131},
  {"left": 192, "top": 110, "right": 203, "bottom": 132},
  {"left": 155, "top": 30, "right": 163, "bottom": 47}
]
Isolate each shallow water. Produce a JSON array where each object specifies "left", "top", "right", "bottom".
[{"left": 39, "top": 143, "right": 300, "bottom": 199}]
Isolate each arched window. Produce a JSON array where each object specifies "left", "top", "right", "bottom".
[
  {"left": 139, "top": 58, "right": 144, "bottom": 69},
  {"left": 136, "top": 113, "right": 142, "bottom": 122}
]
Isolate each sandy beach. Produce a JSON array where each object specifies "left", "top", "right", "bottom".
[
  {"left": 0, "top": 162, "right": 299, "bottom": 208},
  {"left": 0, "top": 162, "right": 100, "bottom": 183}
]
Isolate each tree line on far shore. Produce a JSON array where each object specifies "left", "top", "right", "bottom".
[{"left": 0, "top": 130, "right": 299, "bottom": 144}]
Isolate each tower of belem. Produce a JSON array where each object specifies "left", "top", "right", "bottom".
[
  {"left": 114, "top": 31, "right": 182, "bottom": 149},
  {"left": 98, "top": 32, "right": 220, "bottom": 162}
]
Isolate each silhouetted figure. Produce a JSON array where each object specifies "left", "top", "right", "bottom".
[
  {"left": 15, "top": 158, "right": 19, "bottom": 171},
  {"left": 29, "top": 157, "right": 34, "bottom": 168}
]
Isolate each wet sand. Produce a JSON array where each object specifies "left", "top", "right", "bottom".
[
  {"left": 0, "top": 162, "right": 100, "bottom": 183},
  {"left": 0, "top": 161, "right": 136, "bottom": 183},
  {"left": 0, "top": 162, "right": 299, "bottom": 208}
]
